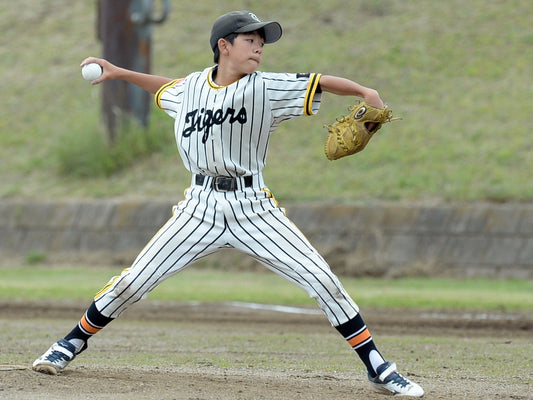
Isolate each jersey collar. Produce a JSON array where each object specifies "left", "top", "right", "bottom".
[{"left": 207, "top": 66, "right": 226, "bottom": 90}]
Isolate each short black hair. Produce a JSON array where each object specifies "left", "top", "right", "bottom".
[{"left": 212, "top": 28, "right": 266, "bottom": 64}]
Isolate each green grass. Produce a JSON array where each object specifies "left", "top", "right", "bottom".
[
  {"left": 1, "top": 265, "right": 530, "bottom": 312},
  {"left": 1, "top": 0, "right": 532, "bottom": 202}
]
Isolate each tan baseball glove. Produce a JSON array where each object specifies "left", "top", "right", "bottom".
[{"left": 324, "top": 101, "right": 398, "bottom": 160}]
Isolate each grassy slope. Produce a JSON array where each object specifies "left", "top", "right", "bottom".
[{"left": 1, "top": 0, "right": 532, "bottom": 203}]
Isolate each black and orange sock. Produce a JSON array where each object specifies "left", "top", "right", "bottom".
[
  {"left": 335, "top": 313, "right": 385, "bottom": 375},
  {"left": 64, "top": 301, "right": 114, "bottom": 353}
]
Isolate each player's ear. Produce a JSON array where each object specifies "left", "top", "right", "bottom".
[{"left": 218, "top": 38, "right": 231, "bottom": 56}]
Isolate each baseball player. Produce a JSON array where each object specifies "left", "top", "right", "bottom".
[{"left": 33, "top": 11, "right": 424, "bottom": 397}]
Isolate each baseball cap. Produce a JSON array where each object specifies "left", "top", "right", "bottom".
[{"left": 210, "top": 11, "right": 282, "bottom": 52}]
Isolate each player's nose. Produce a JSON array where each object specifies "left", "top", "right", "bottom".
[{"left": 254, "top": 41, "right": 264, "bottom": 53}]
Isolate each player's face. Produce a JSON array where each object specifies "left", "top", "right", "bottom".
[{"left": 228, "top": 32, "right": 265, "bottom": 74}]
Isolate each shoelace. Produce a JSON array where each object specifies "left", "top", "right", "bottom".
[
  {"left": 45, "top": 349, "right": 70, "bottom": 363},
  {"left": 385, "top": 371, "right": 410, "bottom": 389}
]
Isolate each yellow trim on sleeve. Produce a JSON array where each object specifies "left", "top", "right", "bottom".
[
  {"left": 304, "top": 73, "right": 322, "bottom": 116},
  {"left": 154, "top": 78, "right": 183, "bottom": 109}
]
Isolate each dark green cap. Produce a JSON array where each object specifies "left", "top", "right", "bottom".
[{"left": 210, "top": 11, "right": 282, "bottom": 52}]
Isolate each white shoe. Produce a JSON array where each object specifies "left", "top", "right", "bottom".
[
  {"left": 368, "top": 361, "right": 424, "bottom": 397},
  {"left": 32, "top": 339, "right": 77, "bottom": 375}
]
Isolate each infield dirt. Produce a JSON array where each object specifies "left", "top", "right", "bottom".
[{"left": 1, "top": 300, "right": 531, "bottom": 400}]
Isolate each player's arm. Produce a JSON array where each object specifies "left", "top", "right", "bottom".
[
  {"left": 80, "top": 57, "right": 173, "bottom": 94},
  {"left": 318, "top": 75, "right": 384, "bottom": 109}
]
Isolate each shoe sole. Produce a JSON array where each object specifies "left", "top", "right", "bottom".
[
  {"left": 370, "top": 382, "right": 424, "bottom": 397},
  {"left": 370, "top": 382, "right": 397, "bottom": 394},
  {"left": 32, "top": 364, "right": 59, "bottom": 375}
]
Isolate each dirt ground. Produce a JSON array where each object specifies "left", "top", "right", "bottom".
[{"left": 0, "top": 300, "right": 531, "bottom": 400}]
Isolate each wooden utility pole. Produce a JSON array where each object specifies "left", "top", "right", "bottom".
[{"left": 97, "top": 0, "right": 169, "bottom": 142}]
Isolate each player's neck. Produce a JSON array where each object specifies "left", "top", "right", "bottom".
[{"left": 212, "top": 64, "right": 249, "bottom": 87}]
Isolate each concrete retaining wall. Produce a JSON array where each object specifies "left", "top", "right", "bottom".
[{"left": 1, "top": 200, "right": 532, "bottom": 278}]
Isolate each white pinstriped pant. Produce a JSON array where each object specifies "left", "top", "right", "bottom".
[{"left": 94, "top": 174, "right": 359, "bottom": 326}]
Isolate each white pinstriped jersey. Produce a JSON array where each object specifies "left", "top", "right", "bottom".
[
  {"left": 155, "top": 67, "right": 322, "bottom": 177},
  {"left": 94, "top": 67, "right": 360, "bottom": 326}
]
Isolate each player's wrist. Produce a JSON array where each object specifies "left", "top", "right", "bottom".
[{"left": 362, "top": 89, "right": 383, "bottom": 108}]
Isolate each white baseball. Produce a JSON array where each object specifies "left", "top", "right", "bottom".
[{"left": 81, "top": 63, "right": 102, "bottom": 81}]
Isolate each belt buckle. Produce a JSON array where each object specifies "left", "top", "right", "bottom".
[{"left": 213, "top": 177, "right": 236, "bottom": 192}]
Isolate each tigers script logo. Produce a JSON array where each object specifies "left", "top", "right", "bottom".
[{"left": 183, "top": 107, "right": 248, "bottom": 143}]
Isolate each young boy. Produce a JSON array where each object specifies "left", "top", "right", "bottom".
[{"left": 33, "top": 11, "right": 424, "bottom": 397}]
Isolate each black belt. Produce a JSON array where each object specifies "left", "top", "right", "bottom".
[{"left": 195, "top": 174, "right": 253, "bottom": 192}]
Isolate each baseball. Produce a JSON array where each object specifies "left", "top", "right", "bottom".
[{"left": 81, "top": 63, "right": 102, "bottom": 81}]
